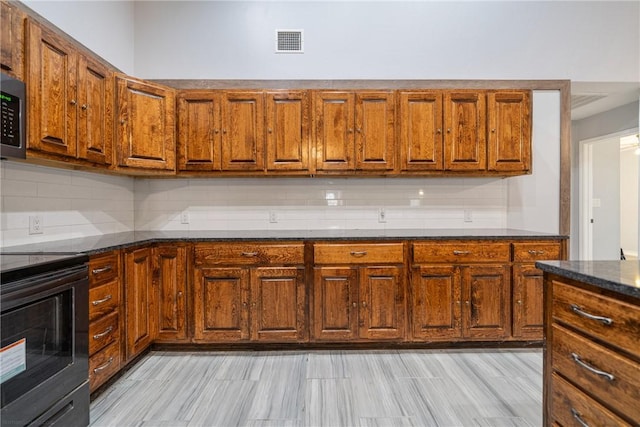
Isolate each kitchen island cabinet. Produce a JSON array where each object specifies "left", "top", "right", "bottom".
[{"left": 538, "top": 261, "right": 640, "bottom": 426}]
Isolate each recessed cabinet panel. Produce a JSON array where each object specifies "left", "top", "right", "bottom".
[
  {"left": 411, "top": 265, "right": 461, "bottom": 340},
  {"left": 444, "top": 91, "right": 486, "bottom": 171},
  {"left": 512, "top": 264, "right": 544, "bottom": 339},
  {"left": 153, "top": 245, "right": 187, "bottom": 341},
  {"left": 124, "top": 247, "right": 154, "bottom": 361},
  {"left": 315, "top": 92, "right": 355, "bottom": 171},
  {"left": 266, "top": 91, "right": 310, "bottom": 172},
  {"left": 359, "top": 266, "right": 404, "bottom": 339},
  {"left": 221, "top": 91, "right": 264, "bottom": 171},
  {"left": 1, "top": 1, "right": 25, "bottom": 79},
  {"left": 312, "top": 267, "right": 359, "bottom": 340},
  {"left": 177, "top": 92, "right": 221, "bottom": 171},
  {"left": 399, "top": 91, "right": 443, "bottom": 171},
  {"left": 488, "top": 91, "right": 531, "bottom": 172},
  {"left": 355, "top": 91, "right": 395, "bottom": 171},
  {"left": 462, "top": 264, "right": 510, "bottom": 339}
]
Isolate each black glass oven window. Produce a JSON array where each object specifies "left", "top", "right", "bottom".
[
  {"left": 1, "top": 289, "right": 73, "bottom": 408},
  {"left": 1, "top": 90, "right": 21, "bottom": 148}
]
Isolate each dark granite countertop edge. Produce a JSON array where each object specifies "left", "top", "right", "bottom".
[
  {"left": 536, "top": 261, "right": 640, "bottom": 300},
  {"left": 2, "top": 229, "right": 568, "bottom": 257}
]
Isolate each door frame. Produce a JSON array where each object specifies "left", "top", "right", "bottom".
[{"left": 579, "top": 128, "right": 638, "bottom": 260}]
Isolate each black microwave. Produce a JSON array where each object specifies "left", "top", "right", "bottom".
[{"left": 0, "top": 72, "right": 26, "bottom": 159}]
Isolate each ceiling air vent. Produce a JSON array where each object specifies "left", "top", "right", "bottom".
[
  {"left": 275, "top": 29, "right": 303, "bottom": 54},
  {"left": 571, "top": 93, "right": 607, "bottom": 109}
]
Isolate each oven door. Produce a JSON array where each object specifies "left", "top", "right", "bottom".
[{"left": 0, "top": 265, "right": 88, "bottom": 426}]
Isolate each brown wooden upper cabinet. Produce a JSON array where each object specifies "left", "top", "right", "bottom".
[
  {"left": 398, "top": 91, "right": 444, "bottom": 171},
  {"left": 487, "top": 91, "right": 531, "bottom": 173},
  {"left": 1, "top": 0, "right": 25, "bottom": 79},
  {"left": 27, "top": 20, "right": 113, "bottom": 166},
  {"left": 444, "top": 91, "right": 487, "bottom": 171},
  {"left": 315, "top": 91, "right": 395, "bottom": 172},
  {"left": 221, "top": 91, "right": 264, "bottom": 171},
  {"left": 115, "top": 75, "right": 175, "bottom": 172},
  {"left": 177, "top": 91, "right": 222, "bottom": 171},
  {"left": 266, "top": 90, "right": 311, "bottom": 172}
]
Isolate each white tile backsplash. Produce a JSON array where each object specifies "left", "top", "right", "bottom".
[{"left": 1, "top": 162, "right": 135, "bottom": 248}]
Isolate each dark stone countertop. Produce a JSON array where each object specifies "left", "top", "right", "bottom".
[
  {"left": 536, "top": 260, "right": 640, "bottom": 300},
  {"left": 0, "top": 228, "right": 567, "bottom": 256}
]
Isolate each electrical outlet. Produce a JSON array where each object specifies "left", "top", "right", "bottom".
[
  {"left": 269, "top": 211, "right": 278, "bottom": 223},
  {"left": 464, "top": 209, "right": 473, "bottom": 223},
  {"left": 29, "top": 215, "right": 43, "bottom": 234},
  {"left": 378, "top": 208, "right": 387, "bottom": 223},
  {"left": 180, "top": 211, "right": 189, "bottom": 224}
]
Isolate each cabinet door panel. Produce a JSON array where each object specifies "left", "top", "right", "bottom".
[
  {"left": 193, "top": 267, "right": 249, "bottom": 342},
  {"left": 221, "top": 91, "right": 264, "bottom": 171},
  {"left": 512, "top": 264, "right": 543, "bottom": 339},
  {"left": 27, "top": 21, "right": 77, "bottom": 157},
  {"left": 444, "top": 91, "right": 486, "bottom": 171},
  {"left": 124, "top": 247, "right": 154, "bottom": 361},
  {"left": 116, "top": 76, "right": 175, "bottom": 171},
  {"left": 411, "top": 265, "right": 461, "bottom": 340},
  {"left": 266, "top": 91, "right": 310, "bottom": 172},
  {"left": 312, "top": 267, "right": 358, "bottom": 340},
  {"left": 77, "top": 55, "right": 112, "bottom": 165},
  {"left": 1, "top": 1, "right": 25, "bottom": 79},
  {"left": 355, "top": 91, "right": 395, "bottom": 171},
  {"left": 359, "top": 266, "right": 404, "bottom": 340},
  {"left": 153, "top": 245, "right": 187, "bottom": 341},
  {"left": 462, "top": 264, "right": 510, "bottom": 339},
  {"left": 251, "top": 266, "right": 306, "bottom": 342},
  {"left": 315, "top": 91, "right": 355, "bottom": 171},
  {"left": 399, "top": 91, "right": 443, "bottom": 171},
  {"left": 177, "top": 92, "right": 221, "bottom": 171},
  {"left": 488, "top": 91, "right": 531, "bottom": 172}
]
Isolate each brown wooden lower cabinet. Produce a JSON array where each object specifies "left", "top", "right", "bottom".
[
  {"left": 153, "top": 245, "right": 188, "bottom": 342},
  {"left": 512, "top": 263, "right": 544, "bottom": 339},
  {"left": 124, "top": 246, "right": 155, "bottom": 361}
]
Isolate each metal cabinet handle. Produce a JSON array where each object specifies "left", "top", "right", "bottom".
[
  {"left": 571, "top": 353, "right": 615, "bottom": 381},
  {"left": 571, "top": 408, "right": 590, "bottom": 427},
  {"left": 528, "top": 250, "right": 546, "bottom": 255},
  {"left": 361, "top": 301, "right": 367, "bottom": 308},
  {"left": 570, "top": 304, "right": 613, "bottom": 325},
  {"left": 92, "top": 265, "right": 113, "bottom": 275},
  {"left": 93, "top": 357, "right": 114, "bottom": 374},
  {"left": 93, "top": 326, "right": 114, "bottom": 340},
  {"left": 352, "top": 302, "right": 358, "bottom": 308},
  {"left": 81, "top": 104, "right": 88, "bottom": 110},
  {"left": 453, "top": 250, "right": 470, "bottom": 255},
  {"left": 447, "top": 128, "right": 451, "bottom": 133},
  {"left": 268, "top": 128, "right": 273, "bottom": 133},
  {"left": 241, "top": 251, "right": 258, "bottom": 257},
  {"left": 92, "top": 294, "right": 113, "bottom": 306},
  {"left": 70, "top": 99, "right": 77, "bottom": 105},
  {"left": 350, "top": 251, "right": 367, "bottom": 257},
  {"left": 436, "top": 128, "right": 442, "bottom": 134}
]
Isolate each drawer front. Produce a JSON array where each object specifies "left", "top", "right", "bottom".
[
  {"left": 89, "top": 252, "right": 119, "bottom": 285},
  {"left": 89, "top": 341, "right": 121, "bottom": 392},
  {"left": 313, "top": 243, "right": 404, "bottom": 264},
  {"left": 194, "top": 243, "right": 304, "bottom": 266},
  {"left": 412, "top": 242, "right": 510, "bottom": 264},
  {"left": 553, "top": 280, "right": 640, "bottom": 360},
  {"left": 512, "top": 241, "right": 562, "bottom": 262},
  {"left": 551, "top": 373, "right": 631, "bottom": 427},
  {"left": 551, "top": 324, "right": 640, "bottom": 421},
  {"left": 89, "top": 280, "right": 120, "bottom": 322},
  {"left": 89, "top": 311, "right": 119, "bottom": 356}
]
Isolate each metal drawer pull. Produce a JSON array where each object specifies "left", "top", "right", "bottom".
[
  {"left": 241, "top": 252, "right": 258, "bottom": 257},
  {"left": 93, "top": 326, "right": 114, "bottom": 340},
  {"left": 350, "top": 251, "right": 367, "bottom": 257},
  {"left": 527, "top": 250, "right": 546, "bottom": 255},
  {"left": 93, "top": 357, "right": 114, "bottom": 373},
  {"left": 571, "top": 408, "right": 590, "bottom": 427},
  {"left": 92, "top": 294, "right": 113, "bottom": 306},
  {"left": 571, "top": 353, "right": 615, "bottom": 381},
  {"left": 453, "top": 250, "right": 470, "bottom": 255},
  {"left": 570, "top": 304, "right": 613, "bottom": 325},
  {"left": 92, "top": 265, "right": 113, "bottom": 275}
]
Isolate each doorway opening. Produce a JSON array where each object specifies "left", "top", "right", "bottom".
[{"left": 580, "top": 129, "right": 640, "bottom": 260}]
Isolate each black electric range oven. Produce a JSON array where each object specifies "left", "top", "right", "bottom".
[{"left": 0, "top": 253, "right": 90, "bottom": 427}]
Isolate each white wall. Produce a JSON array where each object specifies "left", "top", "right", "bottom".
[
  {"left": 132, "top": 1, "right": 639, "bottom": 81},
  {"left": 22, "top": 0, "right": 135, "bottom": 74},
  {"left": 0, "top": 162, "right": 134, "bottom": 248},
  {"left": 591, "top": 139, "right": 621, "bottom": 260},
  {"left": 620, "top": 147, "right": 639, "bottom": 258}
]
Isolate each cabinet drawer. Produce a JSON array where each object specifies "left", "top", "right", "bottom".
[
  {"left": 89, "top": 252, "right": 119, "bottom": 285},
  {"left": 89, "top": 311, "right": 119, "bottom": 356},
  {"left": 553, "top": 280, "right": 640, "bottom": 360},
  {"left": 551, "top": 324, "right": 640, "bottom": 421},
  {"left": 89, "top": 341, "right": 121, "bottom": 392},
  {"left": 513, "top": 242, "right": 561, "bottom": 262},
  {"left": 89, "top": 280, "right": 120, "bottom": 322},
  {"left": 412, "top": 242, "right": 510, "bottom": 264},
  {"left": 194, "top": 243, "right": 304, "bottom": 266},
  {"left": 313, "top": 243, "right": 404, "bottom": 264},
  {"left": 551, "top": 373, "right": 631, "bottom": 426}
]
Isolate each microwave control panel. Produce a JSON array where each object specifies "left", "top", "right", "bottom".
[{"left": 1, "top": 91, "right": 21, "bottom": 148}]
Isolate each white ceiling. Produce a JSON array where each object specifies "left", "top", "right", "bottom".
[{"left": 571, "top": 82, "right": 640, "bottom": 121}]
